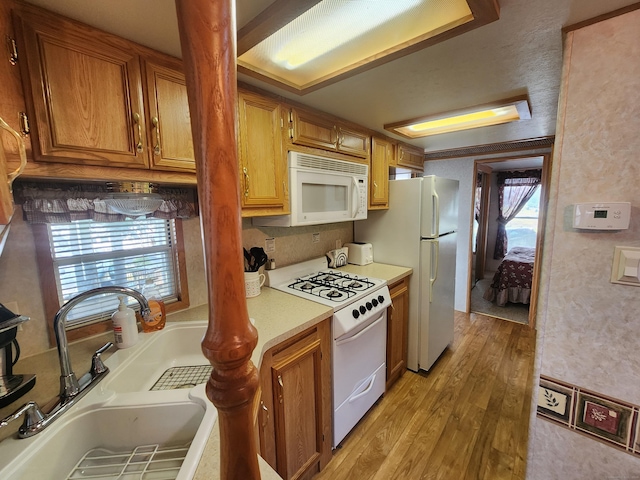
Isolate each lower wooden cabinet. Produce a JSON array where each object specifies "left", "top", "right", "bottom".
[
  {"left": 386, "top": 277, "right": 409, "bottom": 389},
  {"left": 257, "top": 319, "right": 332, "bottom": 480}
]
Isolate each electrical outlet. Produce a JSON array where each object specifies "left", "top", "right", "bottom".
[
  {"left": 265, "top": 237, "right": 275, "bottom": 253},
  {"left": 336, "top": 239, "right": 342, "bottom": 249},
  {"left": 312, "top": 233, "right": 320, "bottom": 243}
]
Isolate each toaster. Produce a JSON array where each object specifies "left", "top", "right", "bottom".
[{"left": 344, "top": 242, "right": 373, "bottom": 266}]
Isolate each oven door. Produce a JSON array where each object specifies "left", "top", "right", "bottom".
[
  {"left": 332, "top": 310, "right": 386, "bottom": 447},
  {"left": 290, "top": 168, "right": 366, "bottom": 226}
]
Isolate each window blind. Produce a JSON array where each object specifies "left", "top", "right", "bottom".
[{"left": 48, "top": 218, "right": 179, "bottom": 329}]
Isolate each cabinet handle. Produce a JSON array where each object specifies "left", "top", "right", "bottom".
[
  {"left": 243, "top": 167, "right": 249, "bottom": 197},
  {"left": 277, "top": 374, "right": 284, "bottom": 404},
  {"left": 373, "top": 181, "right": 378, "bottom": 195},
  {"left": 261, "top": 401, "right": 269, "bottom": 428},
  {"left": 0, "top": 116, "right": 27, "bottom": 185},
  {"left": 152, "top": 116, "right": 161, "bottom": 156},
  {"left": 133, "top": 113, "right": 143, "bottom": 153},
  {"left": 8, "top": 37, "right": 18, "bottom": 66}
]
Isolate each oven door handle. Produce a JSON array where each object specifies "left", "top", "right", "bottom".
[
  {"left": 348, "top": 373, "right": 376, "bottom": 403},
  {"left": 335, "top": 313, "right": 384, "bottom": 346}
]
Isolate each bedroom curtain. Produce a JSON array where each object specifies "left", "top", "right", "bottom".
[{"left": 493, "top": 170, "right": 541, "bottom": 259}]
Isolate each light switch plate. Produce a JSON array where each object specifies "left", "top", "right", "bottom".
[{"left": 611, "top": 246, "right": 640, "bottom": 286}]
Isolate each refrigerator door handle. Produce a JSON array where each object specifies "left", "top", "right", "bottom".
[
  {"left": 430, "top": 240, "right": 439, "bottom": 302},
  {"left": 433, "top": 190, "right": 440, "bottom": 237}
]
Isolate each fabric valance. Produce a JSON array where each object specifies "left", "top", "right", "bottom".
[{"left": 12, "top": 181, "right": 198, "bottom": 224}]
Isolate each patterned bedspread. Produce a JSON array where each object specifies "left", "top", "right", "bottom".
[{"left": 483, "top": 247, "right": 535, "bottom": 306}]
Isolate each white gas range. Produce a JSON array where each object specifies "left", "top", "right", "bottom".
[{"left": 266, "top": 257, "right": 390, "bottom": 447}]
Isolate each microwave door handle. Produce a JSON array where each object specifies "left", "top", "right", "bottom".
[{"left": 351, "top": 177, "right": 359, "bottom": 218}]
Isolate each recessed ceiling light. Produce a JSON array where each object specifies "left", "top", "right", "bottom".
[
  {"left": 385, "top": 96, "right": 532, "bottom": 138},
  {"left": 237, "top": 0, "right": 500, "bottom": 94}
]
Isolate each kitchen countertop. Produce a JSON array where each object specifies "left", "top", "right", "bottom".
[
  {"left": 0, "top": 262, "right": 411, "bottom": 478},
  {"left": 337, "top": 262, "right": 412, "bottom": 286}
]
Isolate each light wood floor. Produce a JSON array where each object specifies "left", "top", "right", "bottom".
[{"left": 314, "top": 311, "right": 536, "bottom": 480}]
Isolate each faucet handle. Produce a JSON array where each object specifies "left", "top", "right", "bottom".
[
  {"left": 0, "top": 401, "right": 45, "bottom": 435},
  {"left": 91, "top": 342, "right": 113, "bottom": 375}
]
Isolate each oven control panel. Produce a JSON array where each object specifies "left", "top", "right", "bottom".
[{"left": 333, "top": 287, "right": 391, "bottom": 340}]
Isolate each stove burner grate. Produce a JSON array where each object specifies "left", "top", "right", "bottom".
[{"left": 286, "top": 270, "right": 377, "bottom": 303}]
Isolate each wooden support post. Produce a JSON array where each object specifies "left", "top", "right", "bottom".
[{"left": 174, "top": 1, "right": 261, "bottom": 479}]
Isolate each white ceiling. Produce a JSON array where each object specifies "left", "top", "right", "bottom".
[{"left": 23, "top": 0, "right": 639, "bottom": 153}]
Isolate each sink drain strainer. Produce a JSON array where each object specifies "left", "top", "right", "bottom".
[{"left": 150, "top": 365, "right": 212, "bottom": 391}]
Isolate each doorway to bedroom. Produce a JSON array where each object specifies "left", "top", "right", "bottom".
[{"left": 469, "top": 154, "right": 551, "bottom": 326}]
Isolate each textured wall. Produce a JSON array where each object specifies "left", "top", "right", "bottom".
[{"left": 528, "top": 9, "right": 640, "bottom": 478}]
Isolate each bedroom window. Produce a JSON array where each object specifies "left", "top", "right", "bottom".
[{"left": 505, "top": 186, "right": 540, "bottom": 249}]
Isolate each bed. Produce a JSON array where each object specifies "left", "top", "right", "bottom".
[{"left": 483, "top": 246, "right": 535, "bottom": 307}]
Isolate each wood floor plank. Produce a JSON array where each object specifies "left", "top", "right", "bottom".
[{"left": 312, "top": 313, "right": 536, "bottom": 480}]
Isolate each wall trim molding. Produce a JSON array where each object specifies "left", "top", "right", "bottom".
[
  {"left": 562, "top": 2, "right": 640, "bottom": 33},
  {"left": 424, "top": 136, "right": 554, "bottom": 160}
]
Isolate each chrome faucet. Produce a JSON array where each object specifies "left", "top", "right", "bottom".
[
  {"left": 0, "top": 286, "right": 151, "bottom": 438},
  {"left": 54, "top": 286, "right": 150, "bottom": 398}
]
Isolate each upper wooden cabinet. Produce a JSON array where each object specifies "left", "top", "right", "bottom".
[
  {"left": 288, "top": 108, "right": 370, "bottom": 159},
  {"left": 369, "top": 137, "right": 393, "bottom": 210},
  {"left": 12, "top": 5, "right": 195, "bottom": 172},
  {"left": 143, "top": 59, "right": 195, "bottom": 171},
  {"left": 397, "top": 143, "right": 424, "bottom": 172},
  {"left": 237, "top": 90, "right": 288, "bottom": 215}
]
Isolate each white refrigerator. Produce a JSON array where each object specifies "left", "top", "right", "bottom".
[{"left": 355, "top": 176, "right": 458, "bottom": 372}]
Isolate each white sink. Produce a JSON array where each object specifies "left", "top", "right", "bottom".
[
  {"left": 103, "top": 321, "right": 209, "bottom": 394},
  {"left": 0, "top": 321, "right": 217, "bottom": 480}
]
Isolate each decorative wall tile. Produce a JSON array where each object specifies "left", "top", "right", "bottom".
[
  {"left": 537, "top": 376, "right": 640, "bottom": 457},
  {"left": 574, "top": 392, "right": 634, "bottom": 447},
  {"left": 537, "top": 378, "right": 574, "bottom": 425}
]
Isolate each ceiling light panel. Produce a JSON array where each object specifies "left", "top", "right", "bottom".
[
  {"left": 386, "top": 96, "right": 532, "bottom": 138},
  {"left": 238, "top": 0, "right": 473, "bottom": 90}
]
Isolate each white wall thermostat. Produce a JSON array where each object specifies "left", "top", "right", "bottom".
[{"left": 573, "top": 202, "right": 631, "bottom": 230}]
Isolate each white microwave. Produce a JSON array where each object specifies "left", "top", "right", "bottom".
[{"left": 252, "top": 151, "right": 368, "bottom": 227}]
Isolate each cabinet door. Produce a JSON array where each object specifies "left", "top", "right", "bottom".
[
  {"left": 337, "top": 126, "right": 370, "bottom": 158},
  {"left": 238, "top": 91, "right": 286, "bottom": 208},
  {"left": 14, "top": 10, "right": 147, "bottom": 168},
  {"left": 397, "top": 144, "right": 424, "bottom": 171},
  {"left": 144, "top": 60, "right": 195, "bottom": 171},
  {"left": 290, "top": 109, "right": 337, "bottom": 151},
  {"left": 369, "top": 137, "right": 391, "bottom": 209},
  {"left": 387, "top": 278, "right": 409, "bottom": 389},
  {"left": 272, "top": 337, "right": 323, "bottom": 480}
]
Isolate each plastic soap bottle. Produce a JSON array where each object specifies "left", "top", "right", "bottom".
[
  {"left": 139, "top": 278, "right": 166, "bottom": 332},
  {"left": 112, "top": 295, "right": 138, "bottom": 349}
]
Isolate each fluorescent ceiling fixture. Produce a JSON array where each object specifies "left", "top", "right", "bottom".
[
  {"left": 273, "top": 1, "right": 422, "bottom": 70},
  {"left": 237, "top": 0, "right": 500, "bottom": 94},
  {"left": 385, "top": 96, "right": 532, "bottom": 138}
]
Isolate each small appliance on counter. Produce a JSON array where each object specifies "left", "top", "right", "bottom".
[
  {"left": 326, "top": 246, "right": 348, "bottom": 268},
  {"left": 0, "top": 303, "right": 36, "bottom": 408},
  {"left": 344, "top": 242, "right": 373, "bottom": 265}
]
